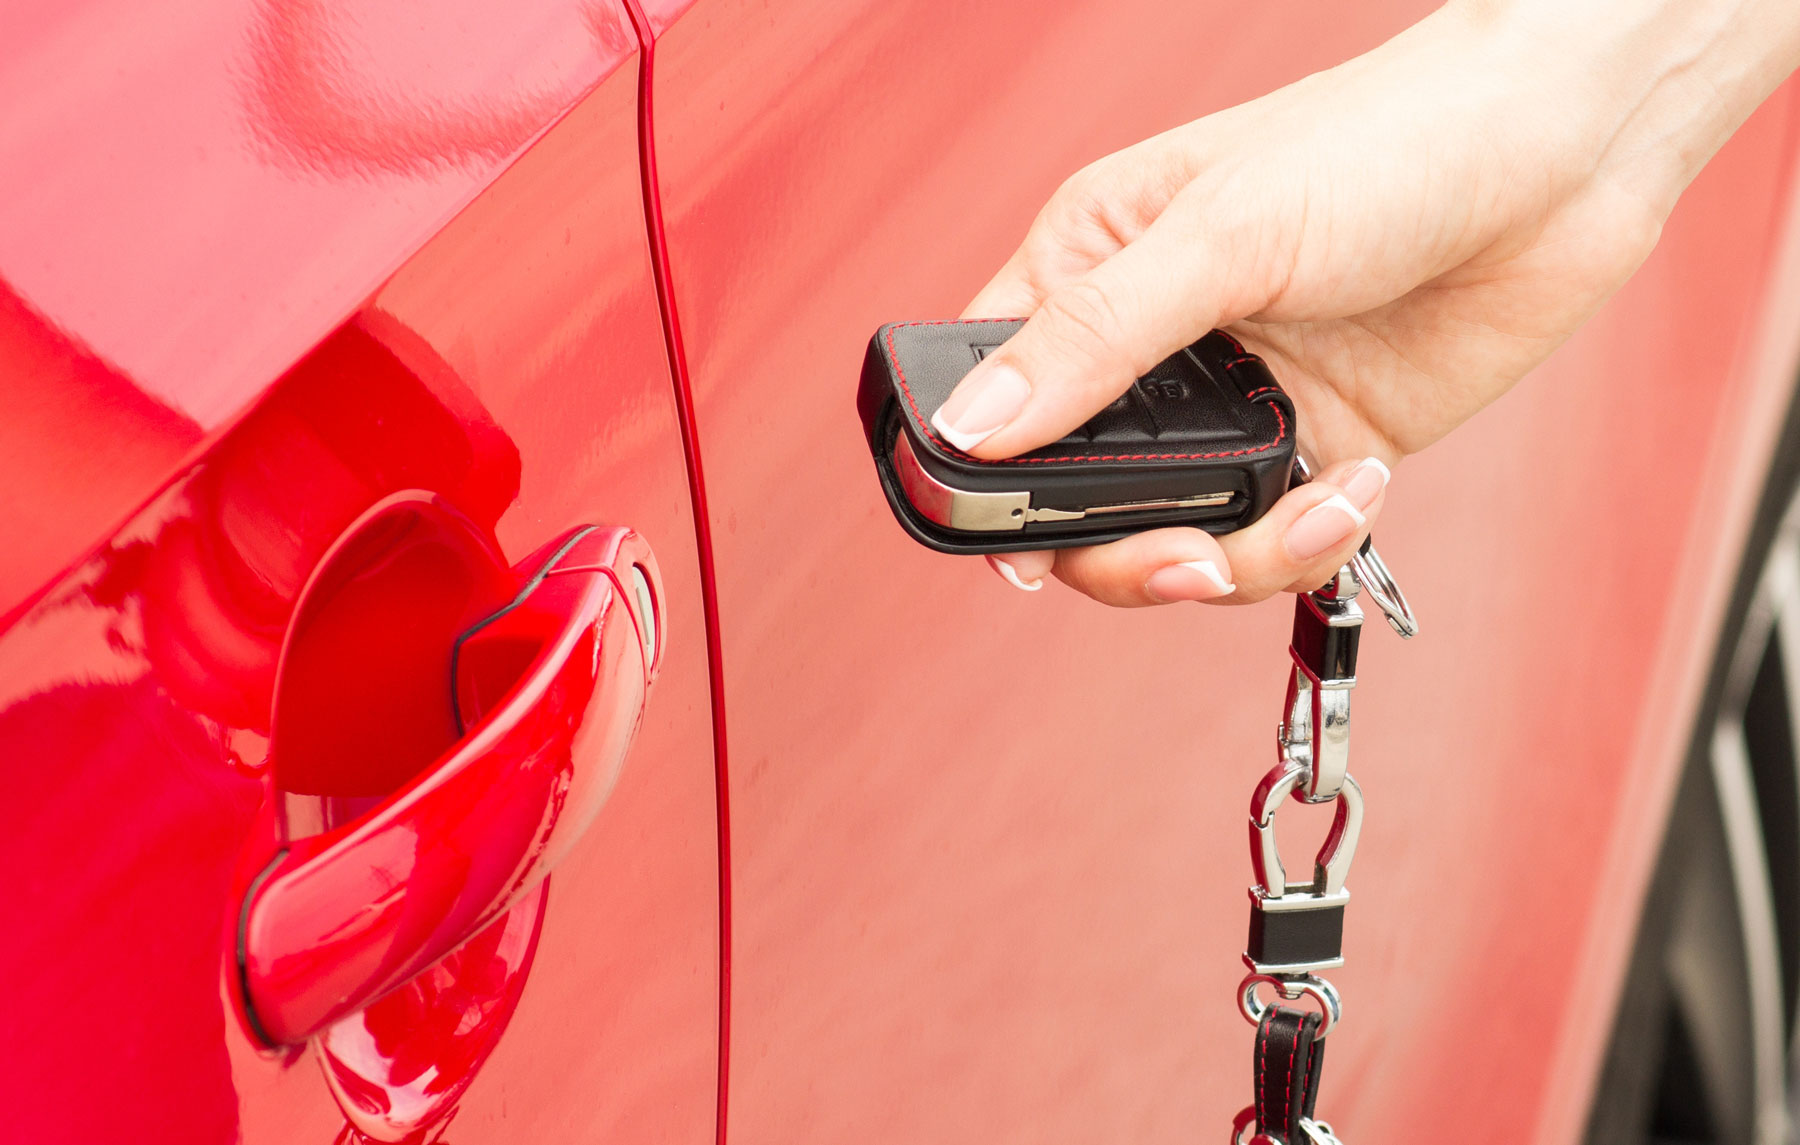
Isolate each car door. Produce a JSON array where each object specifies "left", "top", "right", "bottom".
[
  {"left": 0, "top": 4, "right": 717, "bottom": 1143},
  {"left": 635, "top": 2, "right": 1800, "bottom": 1144}
]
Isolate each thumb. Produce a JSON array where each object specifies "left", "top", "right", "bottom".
[{"left": 932, "top": 225, "right": 1234, "bottom": 460}]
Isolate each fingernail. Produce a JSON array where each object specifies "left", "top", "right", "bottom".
[
  {"left": 1286, "top": 494, "right": 1367, "bottom": 561},
  {"left": 1340, "top": 457, "right": 1391, "bottom": 510},
  {"left": 931, "top": 363, "right": 1031, "bottom": 452},
  {"left": 987, "top": 555, "right": 1043, "bottom": 592},
  {"left": 1145, "top": 559, "right": 1235, "bottom": 603}
]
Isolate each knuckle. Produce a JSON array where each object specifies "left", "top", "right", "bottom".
[
  {"left": 1030, "top": 174, "right": 1109, "bottom": 254},
  {"left": 1050, "top": 167, "right": 1099, "bottom": 210},
  {"left": 1288, "top": 547, "right": 1364, "bottom": 595},
  {"left": 1232, "top": 580, "right": 1278, "bottom": 604},
  {"left": 1051, "top": 159, "right": 1114, "bottom": 215},
  {"left": 1040, "top": 279, "right": 1128, "bottom": 357},
  {"left": 1050, "top": 552, "right": 1101, "bottom": 596},
  {"left": 1052, "top": 550, "right": 1135, "bottom": 608}
]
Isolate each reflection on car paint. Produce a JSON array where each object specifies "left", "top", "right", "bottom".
[
  {"left": 0, "top": 313, "right": 530, "bottom": 1142},
  {"left": 317, "top": 882, "right": 549, "bottom": 1143}
]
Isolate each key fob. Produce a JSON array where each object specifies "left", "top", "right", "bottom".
[{"left": 858, "top": 319, "right": 1297, "bottom": 554}]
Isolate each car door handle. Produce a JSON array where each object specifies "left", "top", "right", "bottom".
[{"left": 237, "top": 524, "right": 663, "bottom": 1046}]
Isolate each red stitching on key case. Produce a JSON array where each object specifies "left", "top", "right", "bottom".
[{"left": 883, "top": 320, "right": 1288, "bottom": 464}]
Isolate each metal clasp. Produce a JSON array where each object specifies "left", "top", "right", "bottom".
[
  {"left": 1251, "top": 761, "right": 1362, "bottom": 900},
  {"left": 1282, "top": 567, "right": 1360, "bottom": 803}
]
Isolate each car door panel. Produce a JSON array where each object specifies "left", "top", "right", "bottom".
[
  {"left": 641, "top": 3, "right": 1800, "bottom": 1142},
  {"left": 0, "top": 6, "right": 718, "bottom": 1143}
]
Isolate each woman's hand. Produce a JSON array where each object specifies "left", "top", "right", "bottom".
[{"left": 942, "top": 0, "right": 1800, "bottom": 605}]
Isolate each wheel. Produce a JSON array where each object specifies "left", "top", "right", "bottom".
[{"left": 1586, "top": 402, "right": 1800, "bottom": 1145}]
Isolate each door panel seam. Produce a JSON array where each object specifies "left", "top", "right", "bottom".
[{"left": 619, "top": 6, "right": 733, "bottom": 1145}]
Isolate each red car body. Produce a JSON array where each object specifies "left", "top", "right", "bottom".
[{"left": 3, "top": 1, "right": 1799, "bottom": 1142}]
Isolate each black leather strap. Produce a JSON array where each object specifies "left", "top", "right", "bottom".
[{"left": 1255, "top": 1005, "right": 1327, "bottom": 1143}]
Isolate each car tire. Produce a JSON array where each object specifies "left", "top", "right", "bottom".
[{"left": 1585, "top": 394, "right": 1800, "bottom": 1145}]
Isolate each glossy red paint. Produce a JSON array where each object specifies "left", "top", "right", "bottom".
[
  {"left": 0, "top": 0, "right": 635, "bottom": 622},
  {"left": 0, "top": 4, "right": 718, "bottom": 1141},
  {"left": 314, "top": 881, "right": 549, "bottom": 1142},
  {"left": 240, "top": 520, "right": 662, "bottom": 1047},
  {"left": 642, "top": 2, "right": 1800, "bottom": 1142},
  {"left": 0, "top": 322, "right": 531, "bottom": 1140}
]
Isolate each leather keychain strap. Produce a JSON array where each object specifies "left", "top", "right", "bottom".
[
  {"left": 1255, "top": 1006, "right": 1327, "bottom": 1142},
  {"left": 1231, "top": 531, "right": 1415, "bottom": 1145}
]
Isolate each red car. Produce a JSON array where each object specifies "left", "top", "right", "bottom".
[{"left": 4, "top": 1, "right": 1800, "bottom": 1143}]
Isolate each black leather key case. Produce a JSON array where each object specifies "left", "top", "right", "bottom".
[{"left": 858, "top": 319, "right": 1297, "bottom": 555}]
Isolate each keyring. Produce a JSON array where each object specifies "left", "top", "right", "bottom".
[{"left": 1237, "top": 973, "right": 1342, "bottom": 1039}]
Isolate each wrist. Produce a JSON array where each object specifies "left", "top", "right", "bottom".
[{"left": 1445, "top": 0, "right": 1800, "bottom": 207}]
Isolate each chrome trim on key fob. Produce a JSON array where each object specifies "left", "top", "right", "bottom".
[{"left": 892, "top": 432, "right": 1235, "bottom": 533}]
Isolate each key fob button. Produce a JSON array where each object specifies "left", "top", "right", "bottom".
[{"left": 1081, "top": 388, "right": 1151, "bottom": 442}]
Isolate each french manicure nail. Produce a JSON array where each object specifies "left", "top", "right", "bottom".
[
  {"left": 987, "top": 555, "right": 1043, "bottom": 592},
  {"left": 1286, "top": 494, "right": 1367, "bottom": 561},
  {"left": 1145, "top": 559, "right": 1235, "bottom": 603},
  {"left": 931, "top": 363, "right": 1031, "bottom": 452},
  {"left": 1340, "top": 457, "right": 1391, "bottom": 510}
]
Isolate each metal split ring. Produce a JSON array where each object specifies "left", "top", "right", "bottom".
[{"left": 1237, "top": 973, "right": 1342, "bottom": 1039}]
